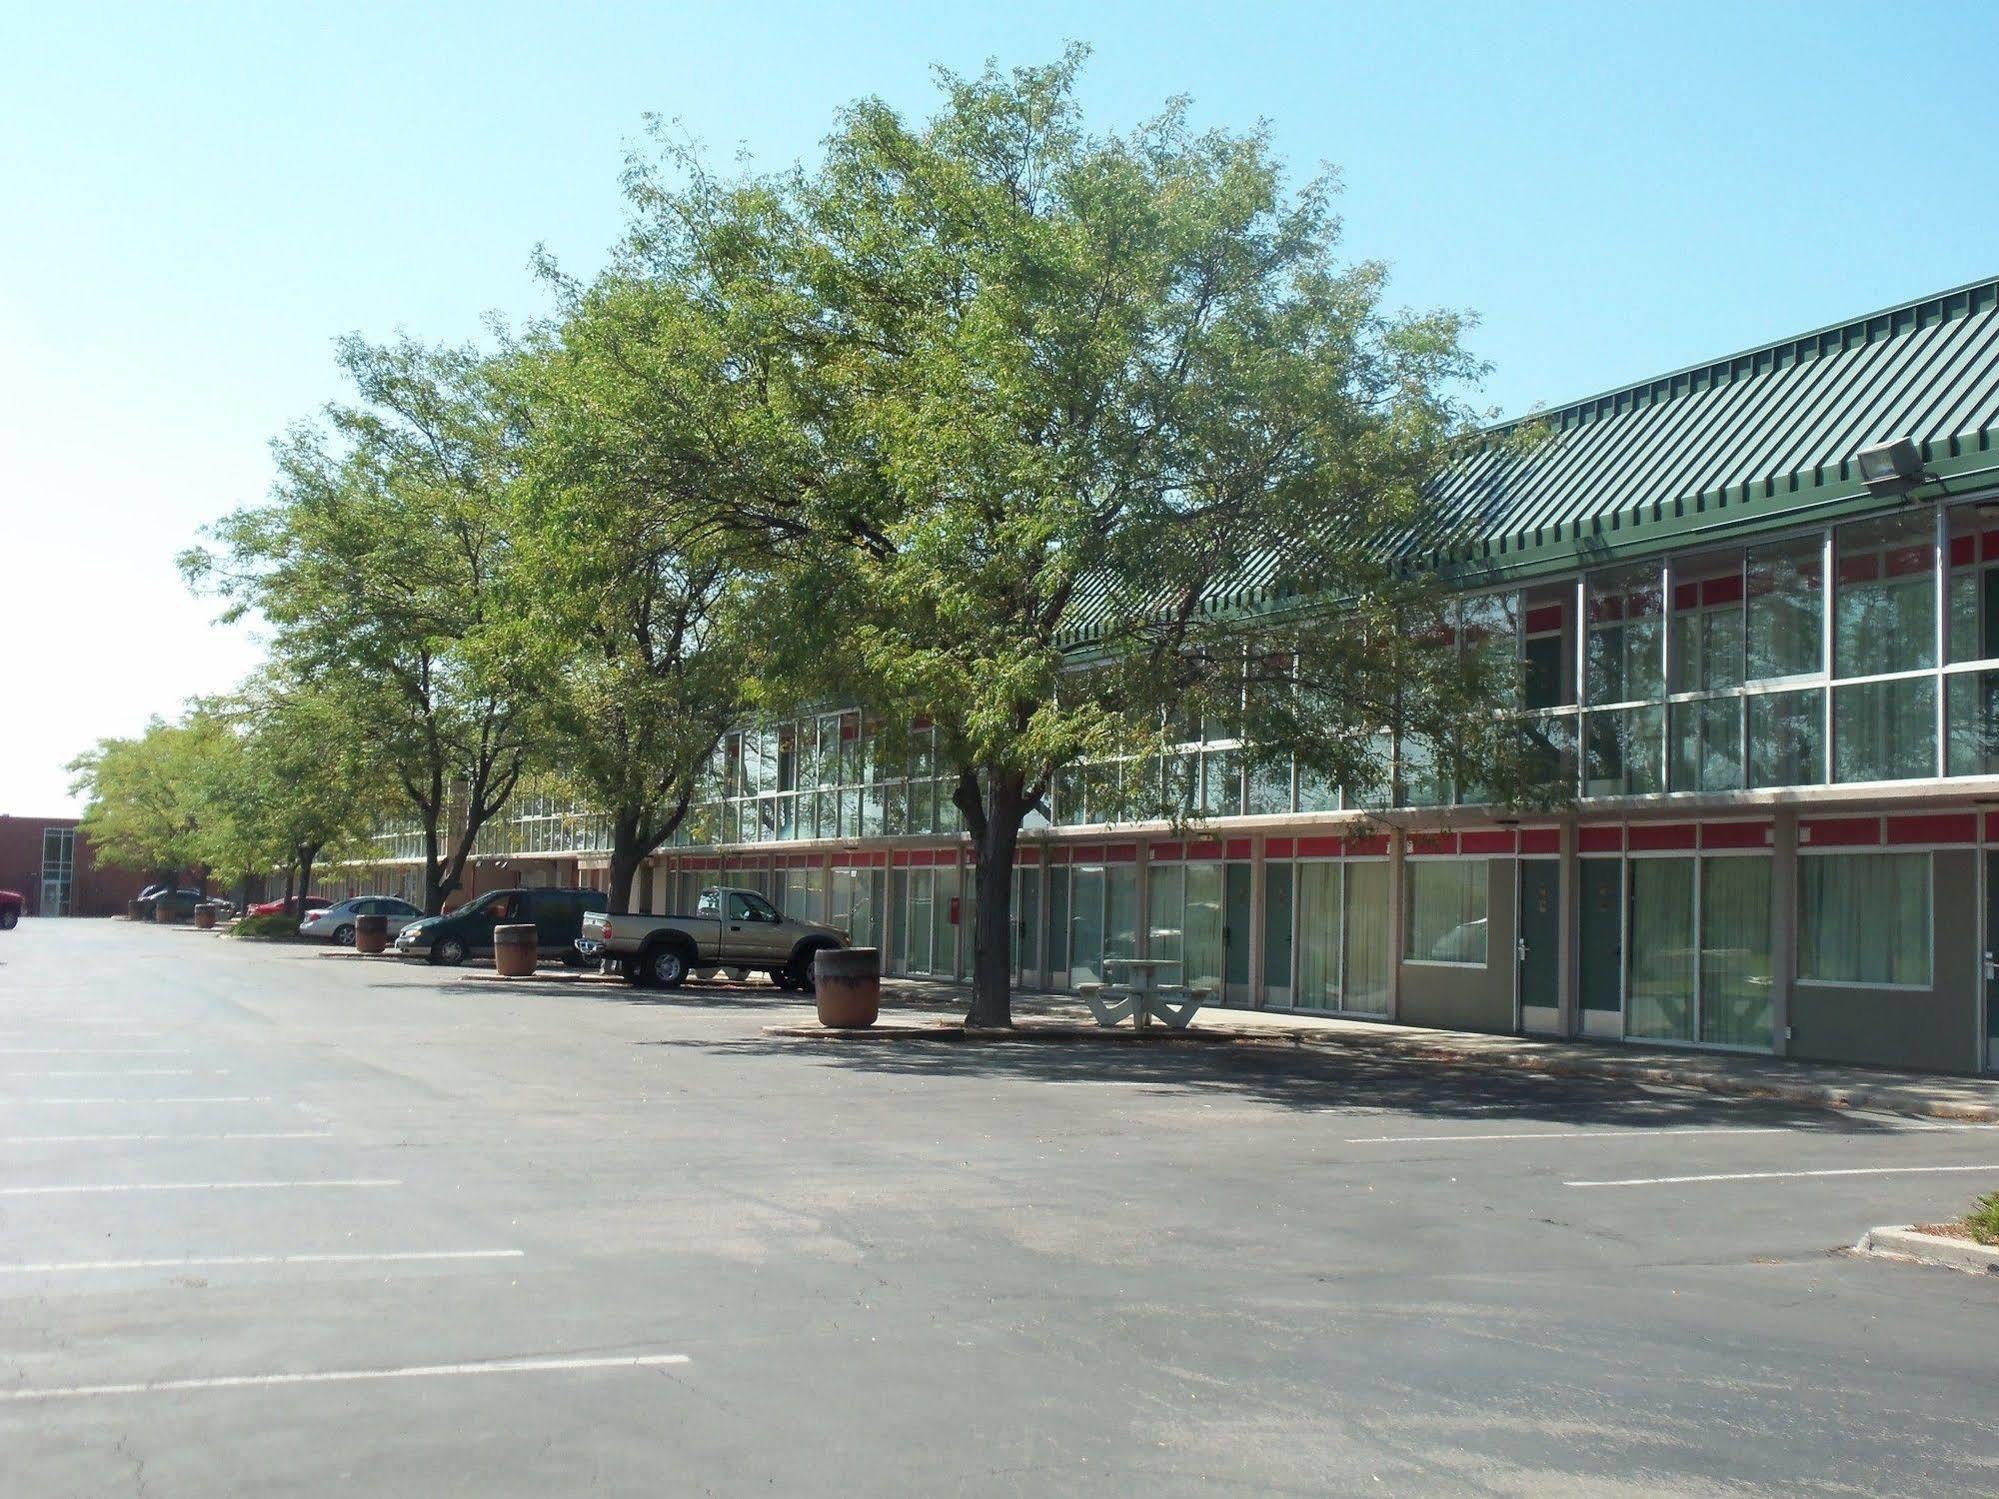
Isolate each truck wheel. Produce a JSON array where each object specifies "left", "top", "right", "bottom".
[
  {"left": 643, "top": 946, "right": 688, "bottom": 989},
  {"left": 786, "top": 949, "right": 821, "bottom": 993}
]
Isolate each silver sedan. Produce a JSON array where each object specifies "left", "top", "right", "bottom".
[{"left": 299, "top": 896, "right": 423, "bottom": 945}]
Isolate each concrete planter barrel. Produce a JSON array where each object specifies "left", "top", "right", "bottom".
[
  {"left": 813, "top": 947, "right": 880, "bottom": 1028},
  {"left": 354, "top": 913, "right": 389, "bottom": 954},
  {"left": 194, "top": 905, "right": 217, "bottom": 930},
  {"left": 493, "top": 923, "right": 538, "bottom": 977},
  {"left": 127, "top": 900, "right": 141, "bottom": 921},
  {"left": 152, "top": 903, "right": 181, "bottom": 925}
]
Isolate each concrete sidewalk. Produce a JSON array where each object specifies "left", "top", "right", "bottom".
[{"left": 815, "top": 978, "right": 1999, "bottom": 1125}]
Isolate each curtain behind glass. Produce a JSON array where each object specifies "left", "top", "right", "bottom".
[
  {"left": 1745, "top": 536, "right": 1823, "bottom": 680},
  {"left": 1799, "top": 853, "right": 1931, "bottom": 986},
  {"left": 1343, "top": 862, "right": 1392, "bottom": 1015},
  {"left": 1699, "top": 858, "right": 1772, "bottom": 1048},
  {"left": 1068, "top": 866, "right": 1104, "bottom": 987},
  {"left": 1146, "top": 864, "right": 1185, "bottom": 967},
  {"left": 1295, "top": 862, "right": 1343, "bottom": 1010},
  {"left": 1835, "top": 512, "right": 1936, "bottom": 677},
  {"left": 1627, "top": 858, "right": 1695, "bottom": 1042},
  {"left": 1405, "top": 860, "right": 1488, "bottom": 963},
  {"left": 1184, "top": 863, "right": 1226, "bottom": 992},
  {"left": 1105, "top": 866, "right": 1139, "bottom": 964}
]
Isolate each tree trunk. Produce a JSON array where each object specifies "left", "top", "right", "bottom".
[
  {"left": 296, "top": 846, "right": 318, "bottom": 917},
  {"left": 964, "top": 774, "right": 1026, "bottom": 1029},
  {"left": 607, "top": 812, "right": 646, "bottom": 916},
  {"left": 422, "top": 821, "right": 451, "bottom": 915},
  {"left": 282, "top": 863, "right": 297, "bottom": 913}
]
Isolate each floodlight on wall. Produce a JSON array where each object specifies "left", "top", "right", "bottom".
[{"left": 1856, "top": 436, "right": 1925, "bottom": 495}]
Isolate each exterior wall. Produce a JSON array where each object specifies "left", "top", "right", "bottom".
[
  {"left": 1789, "top": 845, "right": 1980, "bottom": 1074},
  {"left": 1397, "top": 858, "right": 1517, "bottom": 1034},
  {"left": 0, "top": 816, "right": 149, "bottom": 917}
]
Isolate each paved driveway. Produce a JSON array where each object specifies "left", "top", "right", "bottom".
[{"left": 1, "top": 920, "right": 1993, "bottom": 1496}]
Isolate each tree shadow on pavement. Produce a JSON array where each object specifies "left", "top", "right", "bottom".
[{"left": 658, "top": 1028, "right": 1915, "bottom": 1136}]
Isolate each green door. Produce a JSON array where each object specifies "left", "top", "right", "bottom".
[
  {"left": 1578, "top": 859, "right": 1623, "bottom": 1035},
  {"left": 1986, "top": 852, "right": 1999, "bottom": 1071},
  {"left": 1518, "top": 860, "right": 1560, "bottom": 1031},
  {"left": 1223, "top": 863, "right": 1253, "bottom": 1006}
]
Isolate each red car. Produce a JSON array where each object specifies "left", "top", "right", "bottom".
[
  {"left": 247, "top": 895, "right": 333, "bottom": 919},
  {"left": 0, "top": 888, "right": 21, "bottom": 929}
]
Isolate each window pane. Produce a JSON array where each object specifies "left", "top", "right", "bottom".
[
  {"left": 1671, "top": 553, "right": 1745, "bottom": 693},
  {"left": 1460, "top": 594, "right": 1521, "bottom": 711},
  {"left": 1295, "top": 861, "right": 1343, "bottom": 1010},
  {"left": 1201, "top": 751, "right": 1242, "bottom": 818},
  {"left": 1586, "top": 564, "right": 1665, "bottom": 705},
  {"left": 1747, "top": 689, "right": 1825, "bottom": 788},
  {"left": 1833, "top": 678, "right": 1936, "bottom": 782},
  {"left": 1799, "top": 853, "right": 1931, "bottom": 986},
  {"left": 1671, "top": 697, "right": 1744, "bottom": 792},
  {"left": 1745, "top": 535, "right": 1824, "bottom": 680},
  {"left": 1947, "top": 671, "right": 1999, "bottom": 777},
  {"left": 1699, "top": 857, "right": 1771, "bottom": 1048},
  {"left": 1398, "top": 735, "right": 1450, "bottom": 808},
  {"left": 1947, "top": 502, "right": 1999, "bottom": 663},
  {"left": 1627, "top": 858, "right": 1695, "bottom": 1043},
  {"left": 1836, "top": 511, "right": 1935, "bottom": 677},
  {"left": 1183, "top": 862, "right": 1226, "bottom": 993},
  {"left": 1146, "top": 864, "right": 1185, "bottom": 967},
  {"left": 1585, "top": 705, "right": 1665, "bottom": 796},
  {"left": 1105, "top": 866, "right": 1139, "bottom": 965},
  {"left": 1522, "top": 585, "right": 1574, "bottom": 709},
  {"left": 1342, "top": 862, "right": 1392, "bottom": 1015},
  {"left": 1404, "top": 860, "right": 1488, "bottom": 964}
]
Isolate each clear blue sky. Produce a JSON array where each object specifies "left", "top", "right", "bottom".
[{"left": 4, "top": 1, "right": 1995, "bottom": 814}]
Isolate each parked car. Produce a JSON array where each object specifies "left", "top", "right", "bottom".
[
  {"left": 394, "top": 887, "right": 608, "bottom": 967},
  {"left": 145, "top": 889, "right": 210, "bottom": 922},
  {"left": 579, "top": 886, "right": 847, "bottom": 991},
  {"left": 0, "top": 888, "right": 22, "bottom": 929},
  {"left": 300, "top": 896, "right": 423, "bottom": 945},
  {"left": 247, "top": 895, "right": 333, "bottom": 919}
]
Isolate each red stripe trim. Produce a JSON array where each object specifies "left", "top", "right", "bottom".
[
  {"left": 1294, "top": 836, "right": 1344, "bottom": 858},
  {"left": 1627, "top": 823, "right": 1696, "bottom": 851},
  {"left": 1408, "top": 833, "right": 1458, "bottom": 856},
  {"left": 1801, "top": 817, "right": 1880, "bottom": 847},
  {"left": 1225, "top": 839, "right": 1252, "bottom": 861},
  {"left": 1264, "top": 837, "right": 1294, "bottom": 858},
  {"left": 1885, "top": 813, "right": 1976, "bottom": 845},
  {"left": 1518, "top": 827, "right": 1560, "bottom": 855},
  {"left": 1699, "top": 821, "right": 1770, "bottom": 850},
  {"left": 1578, "top": 826, "right": 1624, "bottom": 853},
  {"left": 1459, "top": 830, "right": 1516, "bottom": 855}
]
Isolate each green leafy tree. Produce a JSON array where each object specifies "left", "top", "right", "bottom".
[
  {"left": 609, "top": 51, "right": 1526, "bottom": 1025},
  {"left": 503, "top": 315, "right": 747, "bottom": 912},
  {"left": 68, "top": 713, "right": 234, "bottom": 888},
  {"left": 184, "top": 335, "right": 537, "bottom": 914}
]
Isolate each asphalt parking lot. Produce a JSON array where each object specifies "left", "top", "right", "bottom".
[{"left": 1, "top": 920, "right": 1994, "bottom": 1496}]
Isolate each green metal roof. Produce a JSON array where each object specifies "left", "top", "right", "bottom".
[
  {"left": 1061, "top": 276, "right": 1999, "bottom": 643},
  {"left": 1427, "top": 275, "right": 1999, "bottom": 579}
]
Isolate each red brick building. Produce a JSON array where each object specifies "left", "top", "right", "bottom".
[{"left": 0, "top": 815, "right": 151, "bottom": 917}]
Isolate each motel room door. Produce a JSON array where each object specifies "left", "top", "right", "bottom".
[
  {"left": 1578, "top": 858, "right": 1624, "bottom": 1039},
  {"left": 1517, "top": 859, "right": 1561, "bottom": 1034},
  {"left": 1986, "top": 852, "right": 1999, "bottom": 1072}
]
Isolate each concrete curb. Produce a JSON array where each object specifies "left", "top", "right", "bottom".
[
  {"left": 1854, "top": 1226, "right": 1999, "bottom": 1276},
  {"left": 761, "top": 1018, "right": 1999, "bottom": 1125}
]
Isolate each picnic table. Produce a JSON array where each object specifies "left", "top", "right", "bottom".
[{"left": 1075, "top": 956, "right": 1213, "bottom": 1030}]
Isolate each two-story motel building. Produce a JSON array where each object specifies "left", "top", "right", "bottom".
[{"left": 349, "top": 278, "right": 1999, "bottom": 1075}]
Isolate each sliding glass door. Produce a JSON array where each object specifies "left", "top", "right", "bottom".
[{"left": 1627, "top": 855, "right": 1771, "bottom": 1049}]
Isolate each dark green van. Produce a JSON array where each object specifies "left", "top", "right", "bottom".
[{"left": 392, "top": 887, "right": 609, "bottom": 967}]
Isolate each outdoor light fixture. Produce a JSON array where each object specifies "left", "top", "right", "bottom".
[{"left": 1856, "top": 436, "right": 1925, "bottom": 495}]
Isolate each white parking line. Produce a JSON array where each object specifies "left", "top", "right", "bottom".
[
  {"left": 8, "top": 1069, "right": 201, "bottom": 1078},
  {"left": 1567, "top": 1163, "right": 1999, "bottom": 1188},
  {"left": 0, "top": 1049, "right": 189, "bottom": 1056},
  {"left": 0, "top": 1249, "right": 524, "bottom": 1274},
  {"left": 0, "top": 1179, "right": 399, "bottom": 1197},
  {"left": 0, "top": 1353, "right": 690, "bottom": 1403},
  {"left": 0, "top": 1132, "right": 334, "bottom": 1145},
  {"left": 9, "top": 1097, "right": 269, "bottom": 1106}
]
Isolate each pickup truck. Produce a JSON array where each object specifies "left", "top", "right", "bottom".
[{"left": 580, "top": 886, "right": 847, "bottom": 991}]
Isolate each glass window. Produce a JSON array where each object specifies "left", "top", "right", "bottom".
[
  {"left": 1699, "top": 857, "right": 1772, "bottom": 1048},
  {"left": 1744, "top": 535, "right": 1824, "bottom": 681},
  {"left": 1627, "top": 857, "right": 1695, "bottom": 1043},
  {"left": 1799, "top": 853, "right": 1931, "bottom": 986},
  {"left": 1748, "top": 689, "right": 1825, "bottom": 788},
  {"left": 1521, "top": 584, "right": 1574, "bottom": 710},
  {"left": 1948, "top": 502, "right": 1999, "bottom": 663},
  {"left": 1183, "top": 862, "right": 1226, "bottom": 993},
  {"left": 1947, "top": 671, "right": 1999, "bottom": 777},
  {"left": 1671, "top": 697, "right": 1744, "bottom": 793},
  {"left": 1106, "top": 865, "right": 1139, "bottom": 967},
  {"left": 1294, "top": 861, "right": 1343, "bottom": 1010},
  {"left": 1068, "top": 865, "right": 1105, "bottom": 987},
  {"left": 1201, "top": 751, "right": 1242, "bottom": 818},
  {"left": 1342, "top": 861, "right": 1392, "bottom": 1015},
  {"left": 1833, "top": 678, "right": 1936, "bottom": 782},
  {"left": 1404, "top": 860, "right": 1488, "bottom": 964},
  {"left": 1671, "top": 551, "right": 1745, "bottom": 694},
  {"left": 1146, "top": 863, "right": 1185, "bottom": 967},
  {"left": 1587, "top": 564, "right": 1665, "bottom": 705},
  {"left": 1836, "top": 511, "right": 1935, "bottom": 677},
  {"left": 1398, "top": 735, "right": 1450, "bottom": 809},
  {"left": 1585, "top": 705, "right": 1665, "bottom": 796},
  {"left": 1460, "top": 593, "right": 1521, "bottom": 711}
]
